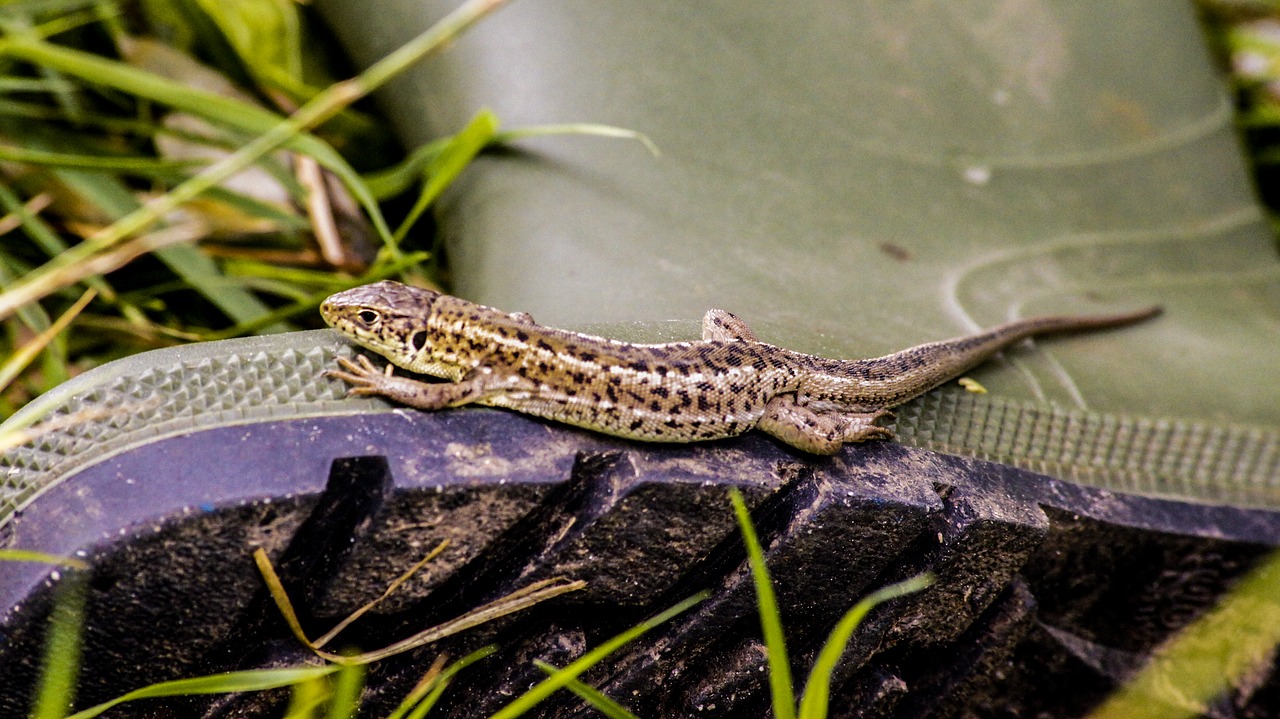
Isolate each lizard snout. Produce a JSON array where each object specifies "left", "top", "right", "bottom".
[{"left": 318, "top": 299, "right": 338, "bottom": 327}]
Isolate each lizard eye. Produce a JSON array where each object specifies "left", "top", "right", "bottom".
[
  {"left": 409, "top": 331, "right": 428, "bottom": 352},
  {"left": 357, "top": 309, "right": 380, "bottom": 326}
]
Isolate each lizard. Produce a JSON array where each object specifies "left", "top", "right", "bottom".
[{"left": 321, "top": 280, "right": 1160, "bottom": 455}]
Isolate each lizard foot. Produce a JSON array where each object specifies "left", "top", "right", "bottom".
[
  {"left": 326, "top": 354, "right": 397, "bottom": 397},
  {"left": 326, "top": 354, "right": 500, "bottom": 410},
  {"left": 757, "top": 394, "right": 897, "bottom": 455}
]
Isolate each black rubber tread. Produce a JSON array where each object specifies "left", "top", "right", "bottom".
[
  {"left": 4, "top": 330, "right": 1280, "bottom": 531},
  {"left": 2, "top": 404, "right": 1280, "bottom": 717}
]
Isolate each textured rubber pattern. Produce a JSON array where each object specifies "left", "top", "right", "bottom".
[
  {"left": 901, "top": 392, "right": 1280, "bottom": 508},
  {"left": 4, "top": 332, "right": 1280, "bottom": 716},
  {"left": 0, "top": 330, "right": 361, "bottom": 525},
  {"left": 3, "top": 330, "right": 1279, "bottom": 531},
  {"left": 2, "top": 407, "right": 1278, "bottom": 717}
]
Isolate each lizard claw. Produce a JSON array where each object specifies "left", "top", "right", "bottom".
[
  {"left": 327, "top": 354, "right": 396, "bottom": 396},
  {"left": 867, "top": 425, "right": 896, "bottom": 441}
]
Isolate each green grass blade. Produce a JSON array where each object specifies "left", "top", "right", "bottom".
[
  {"left": 730, "top": 488, "right": 796, "bottom": 719},
  {"left": 0, "top": 35, "right": 394, "bottom": 244},
  {"left": 398, "top": 647, "right": 496, "bottom": 719},
  {"left": 0, "top": 549, "right": 88, "bottom": 568},
  {"left": 199, "top": 251, "right": 430, "bottom": 340},
  {"left": 0, "top": 120, "right": 304, "bottom": 323},
  {"left": 29, "top": 3, "right": 121, "bottom": 43},
  {"left": 281, "top": 673, "right": 330, "bottom": 719},
  {"left": 1, "top": 37, "right": 292, "bottom": 135},
  {"left": 0, "top": 288, "right": 94, "bottom": 395},
  {"left": 199, "top": 185, "right": 311, "bottom": 230},
  {"left": 64, "top": 666, "right": 340, "bottom": 719},
  {"left": 0, "top": 180, "right": 114, "bottom": 305},
  {"left": 29, "top": 569, "right": 87, "bottom": 719},
  {"left": 0, "top": 97, "right": 170, "bottom": 136},
  {"left": 391, "top": 108, "right": 498, "bottom": 243},
  {"left": 496, "top": 123, "right": 660, "bottom": 157},
  {"left": 488, "top": 592, "right": 707, "bottom": 719},
  {"left": 0, "top": 143, "right": 204, "bottom": 173},
  {"left": 0, "top": 0, "right": 512, "bottom": 322},
  {"left": 0, "top": 75, "right": 77, "bottom": 93},
  {"left": 797, "top": 574, "right": 933, "bottom": 719},
  {"left": 323, "top": 662, "right": 365, "bottom": 719},
  {"left": 533, "top": 660, "right": 640, "bottom": 719},
  {"left": 18, "top": 130, "right": 284, "bottom": 329},
  {"left": 361, "top": 119, "right": 653, "bottom": 202},
  {"left": 1086, "top": 549, "right": 1280, "bottom": 719},
  {"left": 386, "top": 659, "right": 446, "bottom": 719},
  {"left": 194, "top": 0, "right": 312, "bottom": 99},
  {"left": 0, "top": 199, "right": 75, "bottom": 390},
  {"left": 362, "top": 137, "right": 451, "bottom": 199},
  {"left": 162, "top": 246, "right": 298, "bottom": 332},
  {"left": 404, "top": 685, "right": 448, "bottom": 719},
  {"left": 0, "top": 188, "right": 68, "bottom": 388}
]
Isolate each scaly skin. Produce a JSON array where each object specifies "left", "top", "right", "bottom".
[{"left": 321, "top": 280, "right": 1160, "bottom": 455}]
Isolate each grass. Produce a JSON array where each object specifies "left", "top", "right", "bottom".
[
  {"left": 1084, "top": 550, "right": 1280, "bottom": 719},
  {"left": 7, "top": 491, "right": 933, "bottom": 717},
  {"left": 6, "top": 540, "right": 706, "bottom": 718},
  {"left": 0, "top": 0, "right": 1271, "bottom": 423},
  {"left": 0, "top": 0, "right": 653, "bottom": 422},
  {"left": 729, "top": 490, "right": 932, "bottom": 719},
  {"left": 4, "top": 0, "right": 1280, "bottom": 716}
]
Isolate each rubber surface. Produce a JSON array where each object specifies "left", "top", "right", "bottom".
[
  {"left": 4, "top": 330, "right": 1279, "bottom": 530},
  {"left": 5, "top": 1, "right": 1280, "bottom": 715},
  {"left": 3, "top": 331, "right": 1280, "bottom": 717},
  {"left": 316, "top": 0, "right": 1280, "bottom": 436}
]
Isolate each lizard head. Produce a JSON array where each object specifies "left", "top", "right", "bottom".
[{"left": 321, "top": 280, "right": 448, "bottom": 372}]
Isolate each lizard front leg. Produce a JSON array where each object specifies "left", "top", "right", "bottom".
[
  {"left": 756, "top": 393, "right": 894, "bottom": 455},
  {"left": 328, "top": 354, "right": 500, "bottom": 409}
]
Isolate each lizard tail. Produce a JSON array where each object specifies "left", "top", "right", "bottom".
[
  {"left": 800, "top": 305, "right": 1163, "bottom": 411},
  {"left": 953, "top": 305, "right": 1163, "bottom": 348},
  {"left": 999, "top": 305, "right": 1163, "bottom": 335}
]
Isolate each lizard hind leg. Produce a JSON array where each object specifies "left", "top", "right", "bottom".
[
  {"left": 756, "top": 393, "right": 895, "bottom": 455},
  {"left": 702, "top": 309, "right": 759, "bottom": 342}
]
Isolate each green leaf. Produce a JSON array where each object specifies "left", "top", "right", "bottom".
[
  {"left": 201, "top": 251, "right": 430, "bottom": 340},
  {"left": 60, "top": 167, "right": 290, "bottom": 332},
  {"left": 487, "top": 592, "right": 707, "bottom": 719},
  {"left": 386, "top": 647, "right": 496, "bottom": 719},
  {"left": 496, "top": 122, "right": 659, "bottom": 157},
  {"left": 1087, "top": 550, "right": 1280, "bottom": 719},
  {"left": 194, "top": 0, "right": 315, "bottom": 100},
  {"left": 361, "top": 121, "right": 655, "bottom": 204},
  {"left": 322, "top": 662, "right": 365, "bottom": 719},
  {"left": 0, "top": 288, "right": 94, "bottom": 396},
  {"left": 533, "top": 660, "right": 640, "bottom": 719},
  {"left": 0, "top": 35, "right": 394, "bottom": 244},
  {"left": 0, "top": 143, "right": 204, "bottom": 173},
  {"left": 797, "top": 575, "right": 933, "bottom": 719},
  {"left": 30, "top": 570, "right": 87, "bottom": 719},
  {"left": 64, "top": 666, "right": 340, "bottom": 719},
  {"left": 5, "top": 126, "right": 285, "bottom": 330},
  {"left": 0, "top": 549, "right": 88, "bottom": 568},
  {"left": 730, "top": 488, "right": 796, "bottom": 719},
  {"left": 0, "top": 0, "right": 513, "bottom": 323},
  {"left": 362, "top": 137, "right": 451, "bottom": 200},
  {"left": 392, "top": 108, "right": 498, "bottom": 243}
]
